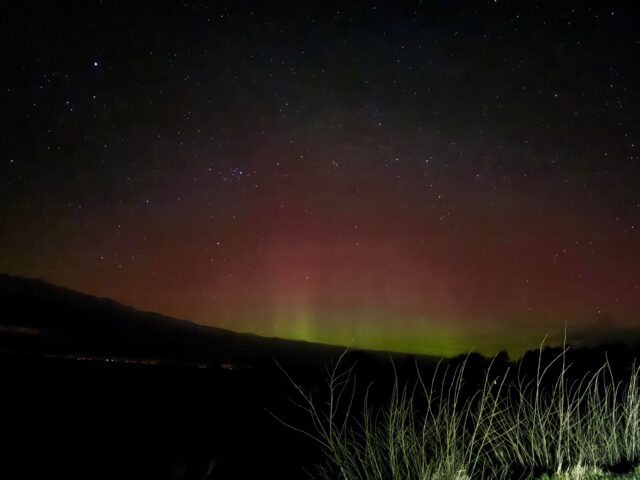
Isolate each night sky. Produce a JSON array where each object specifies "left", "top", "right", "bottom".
[{"left": 2, "top": 1, "right": 639, "bottom": 356}]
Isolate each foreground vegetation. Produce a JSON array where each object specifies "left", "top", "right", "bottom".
[
  {"left": 274, "top": 341, "right": 640, "bottom": 479},
  {"left": 534, "top": 465, "right": 640, "bottom": 480}
]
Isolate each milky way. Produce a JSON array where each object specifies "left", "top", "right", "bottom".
[{"left": 2, "top": 2, "right": 639, "bottom": 356}]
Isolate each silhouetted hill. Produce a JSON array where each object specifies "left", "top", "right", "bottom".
[
  {"left": 4, "top": 272, "right": 639, "bottom": 388},
  {"left": 0, "top": 273, "right": 442, "bottom": 371},
  {"left": 0, "top": 273, "right": 336, "bottom": 365}
]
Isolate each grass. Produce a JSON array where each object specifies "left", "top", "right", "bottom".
[
  {"left": 534, "top": 464, "right": 640, "bottom": 479},
  {"left": 271, "top": 339, "right": 640, "bottom": 479}
]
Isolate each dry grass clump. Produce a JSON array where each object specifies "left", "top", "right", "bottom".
[{"left": 272, "top": 340, "right": 640, "bottom": 480}]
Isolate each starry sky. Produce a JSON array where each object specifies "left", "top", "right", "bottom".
[{"left": 1, "top": 1, "right": 639, "bottom": 357}]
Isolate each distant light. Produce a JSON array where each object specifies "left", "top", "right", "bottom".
[{"left": 93, "top": 61, "right": 99, "bottom": 67}]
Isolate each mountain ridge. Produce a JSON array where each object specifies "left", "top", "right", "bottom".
[{"left": 0, "top": 273, "right": 443, "bottom": 368}]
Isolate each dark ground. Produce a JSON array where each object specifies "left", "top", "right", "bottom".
[{"left": 2, "top": 354, "right": 323, "bottom": 479}]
